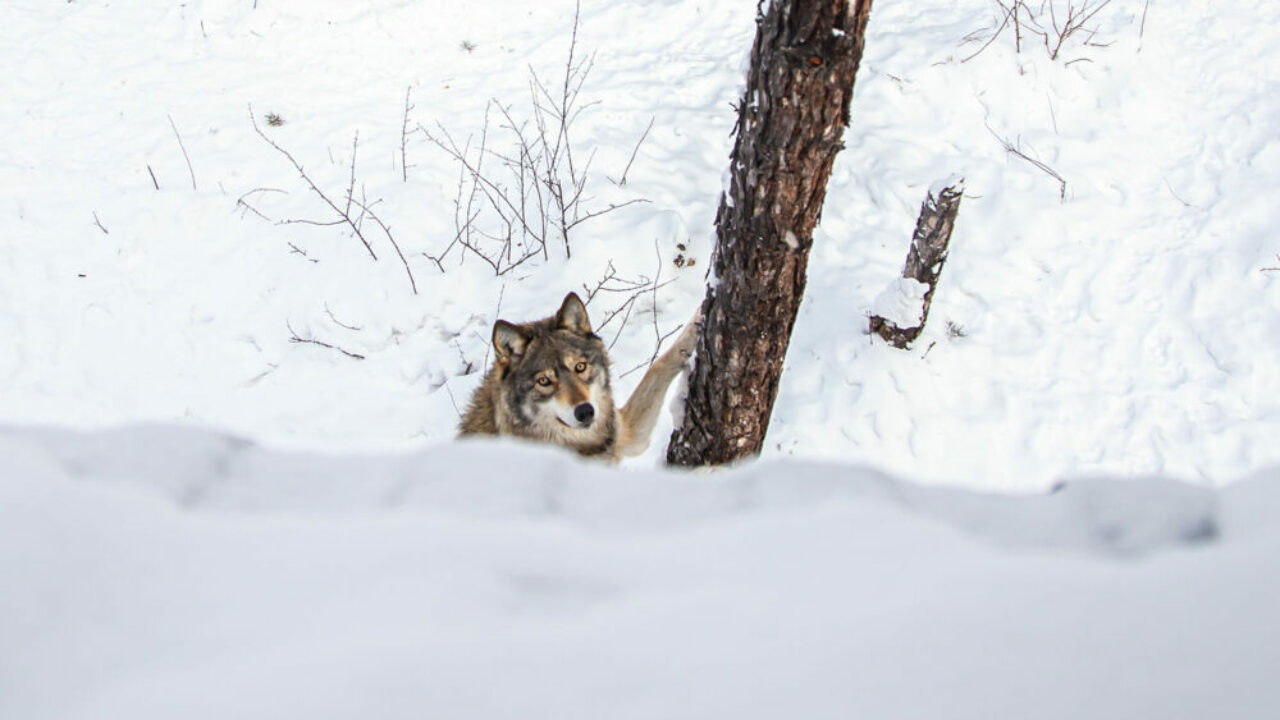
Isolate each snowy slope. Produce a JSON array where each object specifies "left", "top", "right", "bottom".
[
  {"left": 3, "top": 0, "right": 1279, "bottom": 490},
  {"left": 3, "top": 427, "right": 1279, "bottom": 720}
]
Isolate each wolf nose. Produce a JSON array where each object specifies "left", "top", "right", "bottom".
[{"left": 574, "top": 403, "right": 595, "bottom": 425}]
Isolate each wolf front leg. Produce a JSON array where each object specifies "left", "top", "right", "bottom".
[{"left": 616, "top": 312, "right": 701, "bottom": 457}]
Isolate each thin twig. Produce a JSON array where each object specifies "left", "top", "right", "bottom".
[
  {"left": 343, "top": 133, "right": 360, "bottom": 220},
  {"left": 401, "top": 86, "right": 414, "bottom": 182},
  {"left": 620, "top": 323, "right": 683, "bottom": 380},
  {"left": 287, "top": 242, "right": 319, "bottom": 262},
  {"left": 482, "top": 284, "right": 506, "bottom": 370},
  {"left": 582, "top": 260, "right": 665, "bottom": 305},
  {"left": 451, "top": 338, "right": 476, "bottom": 376},
  {"left": 649, "top": 239, "right": 664, "bottom": 362},
  {"left": 594, "top": 277, "right": 675, "bottom": 343},
  {"left": 966, "top": 1, "right": 1112, "bottom": 63},
  {"left": 249, "top": 105, "right": 378, "bottom": 260},
  {"left": 423, "top": 119, "right": 545, "bottom": 267},
  {"left": 234, "top": 187, "right": 285, "bottom": 221},
  {"left": 611, "top": 116, "right": 655, "bottom": 186},
  {"left": 421, "top": 0, "right": 643, "bottom": 269},
  {"left": 987, "top": 122, "right": 1067, "bottom": 201},
  {"left": 1164, "top": 179, "right": 1193, "bottom": 208},
  {"left": 961, "top": 3, "right": 1015, "bottom": 63},
  {"left": 147, "top": 164, "right": 160, "bottom": 190},
  {"left": 325, "top": 303, "right": 364, "bottom": 332},
  {"left": 605, "top": 293, "right": 640, "bottom": 351},
  {"left": 279, "top": 218, "right": 347, "bottom": 228},
  {"left": 350, "top": 195, "right": 419, "bottom": 295},
  {"left": 565, "top": 198, "right": 650, "bottom": 229},
  {"left": 424, "top": 113, "right": 548, "bottom": 274},
  {"left": 443, "top": 382, "right": 463, "bottom": 419},
  {"left": 618, "top": 241, "right": 681, "bottom": 379},
  {"left": 168, "top": 114, "right": 198, "bottom": 191},
  {"left": 287, "top": 321, "right": 366, "bottom": 360},
  {"left": 92, "top": 212, "right": 109, "bottom": 235},
  {"left": 1012, "top": 0, "right": 1025, "bottom": 53},
  {"left": 1045, "top": 0, "right": 1111, "bottom": 61}
]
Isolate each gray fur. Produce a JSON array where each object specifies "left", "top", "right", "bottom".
[{"left": 458, "top": 292, "right": 699, "bottom": 462}]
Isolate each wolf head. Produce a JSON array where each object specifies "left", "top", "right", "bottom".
[{"left": 491, "top": 292, "right": 615, "bottom": 448}]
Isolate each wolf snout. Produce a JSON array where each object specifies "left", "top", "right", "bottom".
[{"left": 574, "top": 402, "right": 595, "bottom": 425}]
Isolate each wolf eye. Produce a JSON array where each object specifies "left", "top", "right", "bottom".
[
  {"left": 574, "top": 362, "right": 588, "bottom": 373},
  {"left": 536, "top": 376, "right": 553, "bottom": 387}
]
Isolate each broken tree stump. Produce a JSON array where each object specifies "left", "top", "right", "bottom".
[{"left": 869, "top": 177, "right": 964, "bottom": 349}]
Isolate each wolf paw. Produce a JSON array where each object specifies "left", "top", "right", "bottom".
[{"left": 672, "top": 308, "right": 702, "bottom": 360}]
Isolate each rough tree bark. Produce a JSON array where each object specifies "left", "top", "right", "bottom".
[
  {"left": 869, "top": 178, "right": 964, "bottom": 349},
  {"left": 667, "top": 0, "right": 874, "bottom": 467}
]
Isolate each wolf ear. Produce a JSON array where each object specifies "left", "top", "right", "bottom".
[
  {"left": 555, "top": 292, "right": 592, "bottom": 335},
  {"left": 492, "top": 320, "right": 529, "bottom": 362}
]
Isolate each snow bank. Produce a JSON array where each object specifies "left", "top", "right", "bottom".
[
  {"left": 3, "top": 0, "right": 1279, "bottom": 493},
  {"left": 2, "top": 426, "right": 1278, "bottom": 719}
]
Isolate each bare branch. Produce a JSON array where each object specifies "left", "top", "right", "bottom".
[
  {"left": 600, "top": 274, "right": 673, "bottom": 328},
  {"left": 325, "top": 303, "right": 363, "bottom": 331},
  {"left": 582, "top": 260, "right": 665, "bottom": 304},
  {"left": 565, "top": 198, "right": 651, "bottom": 231},
  {"left": 966, "top": 1, "right": 1113, "bottom": 63},
  {"left": 987, "top": 122, "right": 1067, "bottom": 201},
  {"left": 422, "top": 0, "right": 642, "bottom": 266},
  {"left": 401, "top": 86, "right": 414, "bottom": 182},
  {"left": 482, "top": 284, "right": 506, "bottom": 370},
  {"left": 287, "top": 242, "right": 318, "bottom": 263},
  {"left": 287, "top": 320, "right": 366, "bottom": 360},
  {"left": 168, "top": 114, "right": 198, "bottom": 191},
  {"left": 423, "top": 118, "right": 544, "bottom": 253},
  {"left": 619, "top": 322, "right": 682, "bottom": 380},
  {"left": 961, "top": 2, "right": 1016, "bottom": 63},
  {"left": 235, "top": 187, "right": 285, "bottom": 221},
  {"left": 610, "top": 116, "right": 655, "bottom": 186},
  {"left": 349, "top": 194, "right": 419, "bottom": 295},
  {"left": 248, "top": 105, "right": 378, "bottom": 260},
  {"left": 592, "top": 242, "right": 682, "bottom": 367},
  {"left": 342, "top": 133, "right": 360, "bottom": 223}
]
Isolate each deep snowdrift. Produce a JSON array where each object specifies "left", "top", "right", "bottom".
[{"left": 3, "top": 427, "right": 1278, "bottom": 719}]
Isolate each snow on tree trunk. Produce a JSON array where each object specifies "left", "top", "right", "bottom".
[
  {"left": 666, "top": 0, "right": 874, "bottom": 467},
  {"left": 869, "top": 177, "right": 963, "bottom": 349}
]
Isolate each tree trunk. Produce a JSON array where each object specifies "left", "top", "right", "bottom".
[
  {"left": 869, "top": 178, "right": 964, "bottom": 349},
  {"left": 667, "top": 0, "right": 874, "bottom": 467}
]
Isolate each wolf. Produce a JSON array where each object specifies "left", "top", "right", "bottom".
[{"left": 458, "top": 292, "right": 699, "bottom": 461}]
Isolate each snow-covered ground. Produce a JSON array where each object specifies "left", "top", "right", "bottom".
[
  {"left": 4, "top": 427, "right": 1280, "bottom": 719},
  {"left": 3, "top": 0, "right": 1280, "bottom": 716}
]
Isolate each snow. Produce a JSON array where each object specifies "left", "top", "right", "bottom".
[
  {"left": 3, "top": 0, "right": 1280, "bottom": 714},
  {"left": 3, "top": 0, "right": 1278, "bottom": 489},
  {"left": 871, "top": 276, "right": 931, "bottom": 327},
  {"left": 3, "top": 427, "right": 1280, "bottom": 719},
  {"left": 928, "top": 173, "right": 965, "bottom": 198}
]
